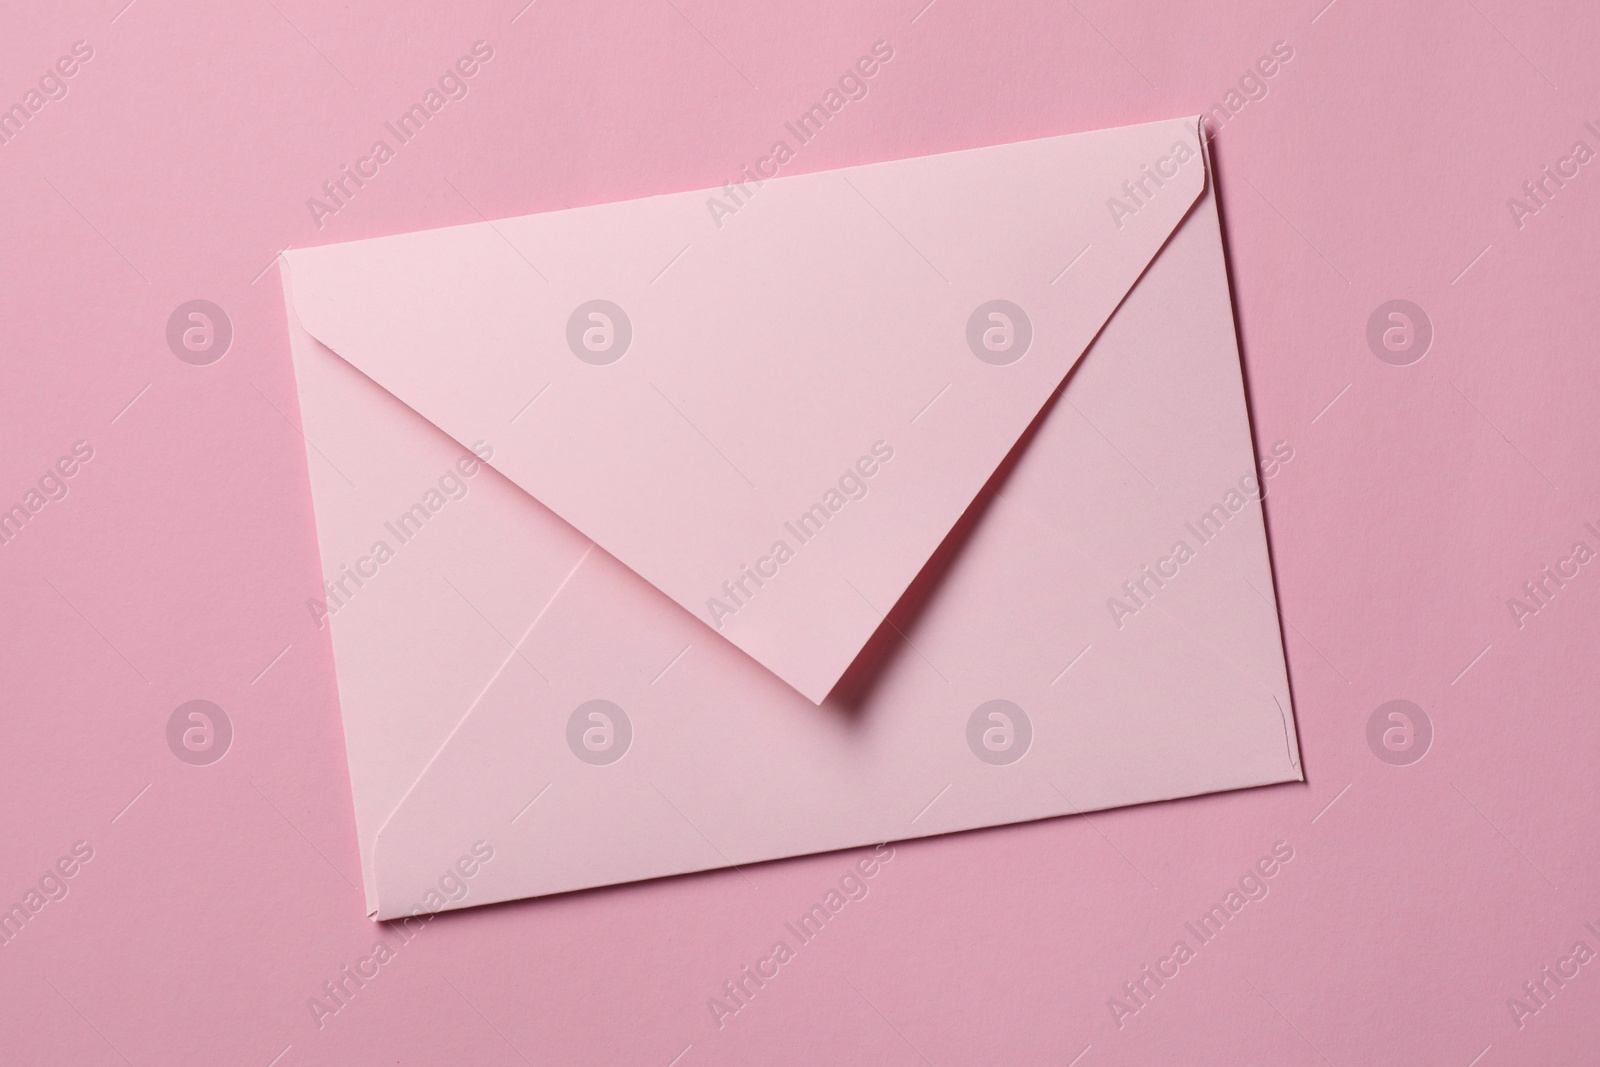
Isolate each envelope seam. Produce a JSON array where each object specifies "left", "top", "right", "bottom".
[{"left": 367, "top": 542, "right": 595, "bottom": 919}]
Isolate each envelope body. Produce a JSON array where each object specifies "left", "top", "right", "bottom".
[{"left": 281, "top": 115, "right": 1301, "bottom": 919}]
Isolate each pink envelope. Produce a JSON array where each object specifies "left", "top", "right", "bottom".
[{"left": 281, "top": 114, "right": 1301, "bottom": 919}]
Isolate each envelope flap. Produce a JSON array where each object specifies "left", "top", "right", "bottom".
[{"left": 284, "top": 116, "right": 1205, "bottom": 702}]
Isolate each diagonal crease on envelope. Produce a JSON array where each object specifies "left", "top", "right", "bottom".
[{"left": 280, "top": 115, "right": 1304, "bottom": 919}]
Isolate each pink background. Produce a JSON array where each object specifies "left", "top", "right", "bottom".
[{"left": 3, "top": 0, "right": 1598, "bottom": 1063}]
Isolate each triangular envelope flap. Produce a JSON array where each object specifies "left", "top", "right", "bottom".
[{"left": 285, "top": 115, "right": 1206, "bottom": 702}]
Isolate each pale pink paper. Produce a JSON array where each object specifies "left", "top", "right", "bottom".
[
  {"left": 285, "top": 117, "right": 1207, "bottom": 703},
  {"left": 283, "top": 121, "right": 1297, "bottom": 918}
]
